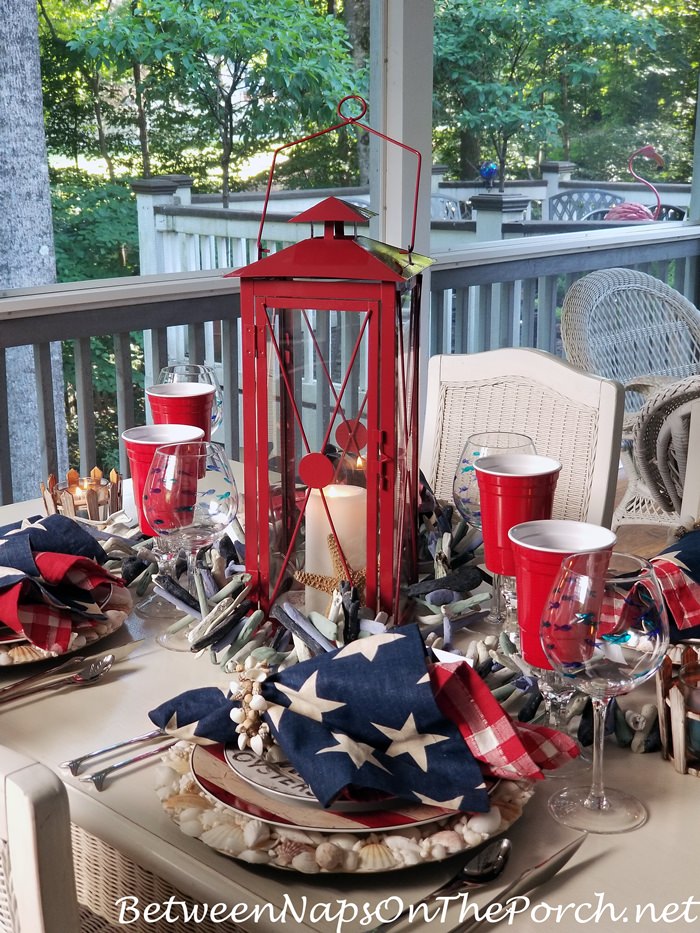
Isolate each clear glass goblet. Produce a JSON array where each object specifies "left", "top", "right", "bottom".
[
  {"left": 540, "top": 550, "right": 669, "bottom": 832},
  {"left": 158, "top": 362, "right": 224, "bottom": 436},
  {"left": 453, "top": 431, "right": 536, "bottom": 627},
  {"left": 142, "top": 440, "right": 238, "bottom": 650}
]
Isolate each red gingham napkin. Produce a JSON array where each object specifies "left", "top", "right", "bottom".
[
  {"left": 0, "top": 552, "right": 129, "bottom": 653},
  {"left": 650, "top": 558, "right": 700, "bottom": 631},
  {"left": 431, "top": 659, "right": 580, "bottom": 781}
]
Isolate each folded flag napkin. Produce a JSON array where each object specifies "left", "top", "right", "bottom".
[
  {"left": 0, "top": 514, "right": 131, "bottom": 653},
  {"left": 150, "top": 624, "right": 579, "bottom": 812},
  {"left": 651, "top": 528, "right": 700, "bottom": 640}
]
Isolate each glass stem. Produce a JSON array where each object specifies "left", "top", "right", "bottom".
[
  {"left": 585, "top": 695, "right": 611, "bottom": 812},
  {"left": 491, "top": 573, "right": 505, "bottom": 622}
]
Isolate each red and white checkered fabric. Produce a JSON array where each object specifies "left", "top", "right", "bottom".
[
  {"left": 431, "top": 660, "right": 580, "bottom": 781},
  {"left": 0, "top": 552, "right": 126, "bottom": 653},
  {"left": 651, "top": 557, "right": 700, "bottom": 631}
]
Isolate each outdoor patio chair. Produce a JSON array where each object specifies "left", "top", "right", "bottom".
[
  {"left": 633, "top": 375, "right": 700, "bottom": 523},
  {"left": 547, "top": 189, "right": 623, "bottom": 221},
  {"left": 561, "top": 267, "right": 700, "bottom": 528},
  {"left": 420, "top": 347, "right": 624, "bottom": 528},
  {"left": 0, "top": 745, "right": 80, "bottom": 933}
]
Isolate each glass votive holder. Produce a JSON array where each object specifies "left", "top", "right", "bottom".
[{"left": 678, "top": 662, "right": 700, "bottom": 758}]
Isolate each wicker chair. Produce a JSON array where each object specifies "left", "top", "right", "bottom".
[
  {"left": 420, "top": 348, "right": 624, "bottom": 528},
  {"left": 0, "top": 745, "right": 81, "bottom": 933},
  {"left": 633, "top": 376, "right": 700, "bottom": 523},
  {"left": 561, "top": 268, "right": 700, "bottom": 529}
]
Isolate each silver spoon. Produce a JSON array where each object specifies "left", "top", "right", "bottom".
[
  {"left": 0, "top": 654, "right": 115, "bottom": 703},
  {"left": 370, "top": 837, "right": 512, "bottom": 932}
]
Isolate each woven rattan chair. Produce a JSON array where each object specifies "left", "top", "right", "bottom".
[
  {"left": 420, "top": 348, "right": 624, "bottom": 528},
  {"left": 0, "top": 745, "right": 81, "bottom": 933},
  {"left": 561, "top": 268, "right": 700, "bottom": 528},
  {"left": 633, "top": 376, "right": 700, "bottom": 522}
]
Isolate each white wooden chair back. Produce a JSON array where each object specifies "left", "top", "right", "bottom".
[
  {"left": 420, "top": 347, "right": 624, "bottom": 528},
  {"left": 0, "top": 746, "right": 81, "bottom": 933}
]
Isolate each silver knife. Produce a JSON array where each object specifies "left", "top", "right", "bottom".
[{"left": 449, "top": 834, "right": 587, "bottom": 933}]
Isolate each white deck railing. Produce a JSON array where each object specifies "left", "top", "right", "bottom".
[{"left": 1, "top": 221, "right": 699, "bottom": 505}]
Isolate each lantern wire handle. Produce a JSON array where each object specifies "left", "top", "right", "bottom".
[{"left": 256, "top": 95, "right": 422, "bottom": 260}]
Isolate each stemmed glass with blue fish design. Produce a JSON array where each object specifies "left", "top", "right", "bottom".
[
  {"left": 142, "top": 441, "right": 238, "bottom": 648},
  {"left": 453, "top": 431, "right": 536, "bottom": 626},
  {"left": 540, "top": 550, "right": 668, "bottom": 833}
]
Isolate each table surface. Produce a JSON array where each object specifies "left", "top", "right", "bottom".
[{"left": 0, "top": 496, "right": 697, "bottom": 932}]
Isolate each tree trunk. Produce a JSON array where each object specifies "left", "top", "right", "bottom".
[
  {"left": 343, "top": 0, "right": 370, "bottom": 185},
  {"left": 459, "top": 129, "right": 481, "bottom": 179},
  {"left": 0, "top": 0, "right": 68, "bottom": 502},
  {"left": 89, "top": 68, "right": 116, "bottom": 181},
  {"left": 133, "top": 61, "right": 151, "bottom": 178}
]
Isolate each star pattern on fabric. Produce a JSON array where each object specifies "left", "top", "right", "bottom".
[
  {"left": 371, "top": 713, "right": 451, "bottom": 772},
  {"left": 272, "top": 670, "right": 346, "bottom": 722},
  {"left": 657, "top": 549, "right": 692, "bottom": 575},
  {"left": 316, "top": 731, "right": 390, "bottom": 772},
  {"left": 334, "top": 632, "right": 403, "bottom": 662},
  {"left": 413, "top": 790, "right": 475, "bottom": 809},
  {"left": 293, "top": 534, "right": 366, "bottom": 608}
]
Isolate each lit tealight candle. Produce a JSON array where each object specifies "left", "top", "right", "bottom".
[{"left": 305, "top": 484, "right": 367, "bottom": 614}]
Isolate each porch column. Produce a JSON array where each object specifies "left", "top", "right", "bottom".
[
  {"left": 540, "top": 161, "right": 578, "bottom": 219},
  {"left": 369, "top": 0, "right": 433, "bottom": 423},
  {"left": 131, "top": 175, "right": 194, "bottom": 275},
  {"left": 470, "top": 193, "right": 531, "bottom": 241}
]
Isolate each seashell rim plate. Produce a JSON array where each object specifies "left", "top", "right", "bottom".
[
  {"left": 0, "top": 620, "right": 125, "bottom": 668},
  {"left": 158, "top": 743, "right": 534, "bottom": 874}
]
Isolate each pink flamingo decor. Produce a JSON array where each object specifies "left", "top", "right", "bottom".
[{"left": 604, "top": 145, "right": 664, "bottom": 221}]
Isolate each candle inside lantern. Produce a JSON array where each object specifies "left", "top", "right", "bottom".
[
  {"left": 58, "top": 477, "right": 110, "bottom": 508},
  {"left": 305, "top": 484, "right": 367, "bottom": 614}
]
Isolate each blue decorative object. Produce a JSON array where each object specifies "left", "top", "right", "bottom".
[{"left": 479, "top": 160, "right": 499, "bottom": 189}]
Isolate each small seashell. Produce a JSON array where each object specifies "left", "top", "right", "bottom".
[
  {"left": 237, "top": 732, "right": 248, "bottom": 750},
  {"left": 249, "top": 694, "right": 267, "bottom": 712},
  {"left": 163, "top": 792, "right": 207, "bottom": 813},
  {"left": 249, "top": 734, "right": 265, "bottom": 757},
  {"left": 230, "top": 707, "right": 245, "bottom": 724},
  {"left": 238, "top": 849, "right": 271, "bottom": 865},
  {"left": 8, "top": 644, "right": 52, "bottom": 664},
  {"left": 425, "top": 830, "right": 463, "bottom": 854},
  {"left": 466, "top": 809, "right": 501, "bottom": 835},
  {"left": 326, "top": 833, "right": 358, "bottom": 850},
  {"left": 243, "top": 819, "right": 269, "bottom": 849},
  {"left": 273, "top": 839, "right": 313, "bottom": 867},
  {"left": 291, "top": 850, "right": 321, "bottom": 873},
  {"left": 200, "top": 823, "right": 247, "bottom": 856},
  {"left": 343, "top": 849, "right": 360, "bottom": 872},
  {"left": 179, "top": 819, "right": 203, "bottom": 837},
  {"left": 315, "top": 842, "right": 345, "bottom": 871},
  {"left": 357, "top": 842, "right": 396, "bottom": 871}
]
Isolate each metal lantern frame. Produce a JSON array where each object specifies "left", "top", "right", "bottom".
[{"left": 231, "top": 98, "right": 432, "bottom": 621}]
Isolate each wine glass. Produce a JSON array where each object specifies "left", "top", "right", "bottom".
[
  {"left": 158, "top": 363, "right": 224, "bottom": 436},
  {"left": 540, "top": 550, "right": 669, "bottom": 832},
  {"left": 453, "top": 431, "right": 536, "bottom": 626},
  {"left": 142, "top": 441, "right": 238, "bottom": 650}
]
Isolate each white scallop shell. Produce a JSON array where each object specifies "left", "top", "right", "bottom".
[
  {"left": 358, "top": 842, "right": 397, "bottom": 871},
  {"left": 243, "top": 819, "right": 269, "bottom": 849},
  {"left": 238, "top": 849, "right": 271, "bottom": 865},
  {"left": 200, "top": 823, "right": 247, "bottom": 856},
  {"left": 424, "top": 830, "right": 463, "bottom": 854},
  {"left": 291, "top": 850, "right": 321, "bottom": 874},
  {"left": 8, "top": 644, "right": 52, "bottom": 664},
  {"left": 179, "top": 819, "right": 203, "bottom": 837}
]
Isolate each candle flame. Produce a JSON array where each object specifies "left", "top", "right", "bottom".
[{"left": 356, "top": 455, "right": 364, "bottom": 469}]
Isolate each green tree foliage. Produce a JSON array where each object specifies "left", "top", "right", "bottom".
[
  {"left": 433, "top": 0, "right": 663, "bottom": 185},
  {"left": 69, "top": 0, "right": 357, "bottom": 202}
]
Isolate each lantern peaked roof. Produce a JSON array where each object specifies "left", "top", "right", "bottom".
[{"left": 232, "top": 197, "right": 433, "bottom": 282}]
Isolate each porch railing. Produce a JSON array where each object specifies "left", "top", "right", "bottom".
[{"left": 1, "top": 222, "right": 699, "bottom": 505}]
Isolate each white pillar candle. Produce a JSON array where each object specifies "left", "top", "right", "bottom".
[{"left": 305, "top": 484, "right": 367, "bottom": 615}]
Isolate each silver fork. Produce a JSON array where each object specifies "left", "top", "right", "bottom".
[
  {"left": 78, "top": 740, "right": 177, "bottom": 790},
  {"left": 60, "top": 728, "right": 166, "bottom": 775}
]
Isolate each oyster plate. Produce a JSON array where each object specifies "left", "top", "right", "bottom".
[{"left": 156, "top": 743, "right": 534, "bottom": 874}]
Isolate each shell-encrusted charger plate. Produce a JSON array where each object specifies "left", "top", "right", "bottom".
[{"left": 157, "top": 743, "right": 534, "bottom": 874}]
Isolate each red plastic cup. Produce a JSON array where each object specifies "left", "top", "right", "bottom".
[
  {"left": 508, "top": 520, "right": 617, "bottom": 669},
  {"left": 146, "top": 383, "right": 215, "bottom": 441},
  {"left": 474, "top": 454, "right": 562, "bottom": 577},
  {"left": 121, "top": 424, "right": 205, "bottom": 535}
]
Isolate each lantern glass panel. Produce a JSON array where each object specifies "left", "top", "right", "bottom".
[{"left": 263, "top": 302, "right": 371, "bottom": 611}]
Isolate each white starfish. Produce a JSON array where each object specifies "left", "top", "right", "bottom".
[
  {"left": 316, "top": 731, "right": 390, "bottom": 772},
  {"left": 272, "top": 670, "right": 345, "bottom": 722},
  {"left": 371, "top": 713, "right": 450, "bottom": 771},
  {"left": 334, "top": 632, "right": 404, "bottom": 663}
]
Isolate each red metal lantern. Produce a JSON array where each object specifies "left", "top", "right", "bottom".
[{"left": 231, "top": 99, "right": 432, "bottom": 622}]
